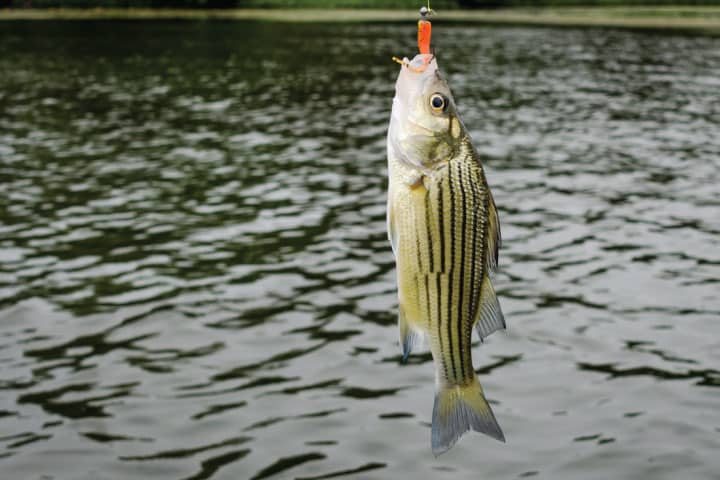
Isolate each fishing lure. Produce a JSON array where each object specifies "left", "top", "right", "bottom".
[{"left": 393, "top": 5, "right": 435, "bottom": 73}]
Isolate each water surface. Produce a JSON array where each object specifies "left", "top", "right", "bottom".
[{"left": 0, "top": 20, "right": 719, "bottom": 480}]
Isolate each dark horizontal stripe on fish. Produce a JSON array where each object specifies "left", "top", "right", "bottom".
[
  {"left": 456, "top": 162, "right": 467, "bottom": 382},
  {"left": 435, "top": 271, "right": 445, "bottom": 380},
  {"left": 439, "top": 182, "right": 445, "bottom": 274},
  {"left": 437, "top": 182, "right": 448, "bottom": 381},
  {"left": 447, "top": 166, "right": 458, "bottom": 382},
  {"left": 426, "top": 188, "right": 434, "bottom": 273},
  {"left": 415, "top": 193, "right": 423, "bottom": 273}
]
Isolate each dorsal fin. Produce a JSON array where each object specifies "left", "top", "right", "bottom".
[
  {"left": 486, "top": 190, "right": 501, "bottom": 272},
  {"left": 469, "top": 146, "right": 501, "bottom": 272}
]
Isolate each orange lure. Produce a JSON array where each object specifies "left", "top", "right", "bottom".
[
  {"left": 417, "top": 6, "right": 432, "bottom": 54},
  {"left": 392, "top": 6, "right": 434, "bottom": 72}
]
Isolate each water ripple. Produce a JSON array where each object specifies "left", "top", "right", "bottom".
[{"left": 0, "top": 20, "right": 719, "bottom": 480}]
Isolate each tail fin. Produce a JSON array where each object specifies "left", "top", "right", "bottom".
[{"left": 431, "top": 378, "right": 505, "bottom": 455}]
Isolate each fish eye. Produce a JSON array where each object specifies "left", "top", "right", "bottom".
[{"left": 430, "top": 93, "right": 446, "bottom": 112}]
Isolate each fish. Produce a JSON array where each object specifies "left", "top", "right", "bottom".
[{"left": 386, "top": 53, "right": 506, "bottom": 455}]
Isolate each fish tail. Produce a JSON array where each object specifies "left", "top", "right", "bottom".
[{"left": 431, "top": 377, "right": 505, "bottom": 455}]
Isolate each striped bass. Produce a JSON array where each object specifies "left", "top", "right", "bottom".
[{"left": 387, "top": 53, "right": 506, "bottom": 455}]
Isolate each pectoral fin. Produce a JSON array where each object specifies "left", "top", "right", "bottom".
[
  {"left": 387, "top": 197, "right": 398, "bottom": 258},
  {"left": 474, "top": 275, "right": 506, "bottom": 341},
  {"left": 399, "top": 305, "right": 423, "bottom": 362}
]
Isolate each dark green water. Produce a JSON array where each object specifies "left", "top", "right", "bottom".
[{"left": 1, "top": 20, "right": 719, "bottom": 480}]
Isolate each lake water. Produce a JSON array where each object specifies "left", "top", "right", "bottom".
[{"left": 1, "top": 19, "right": 719, "bottom": 480}]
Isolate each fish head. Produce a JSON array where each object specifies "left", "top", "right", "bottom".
[{"left": 389, "top": 54, "right": 463, "bottom": 171}]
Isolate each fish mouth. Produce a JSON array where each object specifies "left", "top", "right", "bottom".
[{"left": 393, "top": 53, "right": 436, "bottom": 74}]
